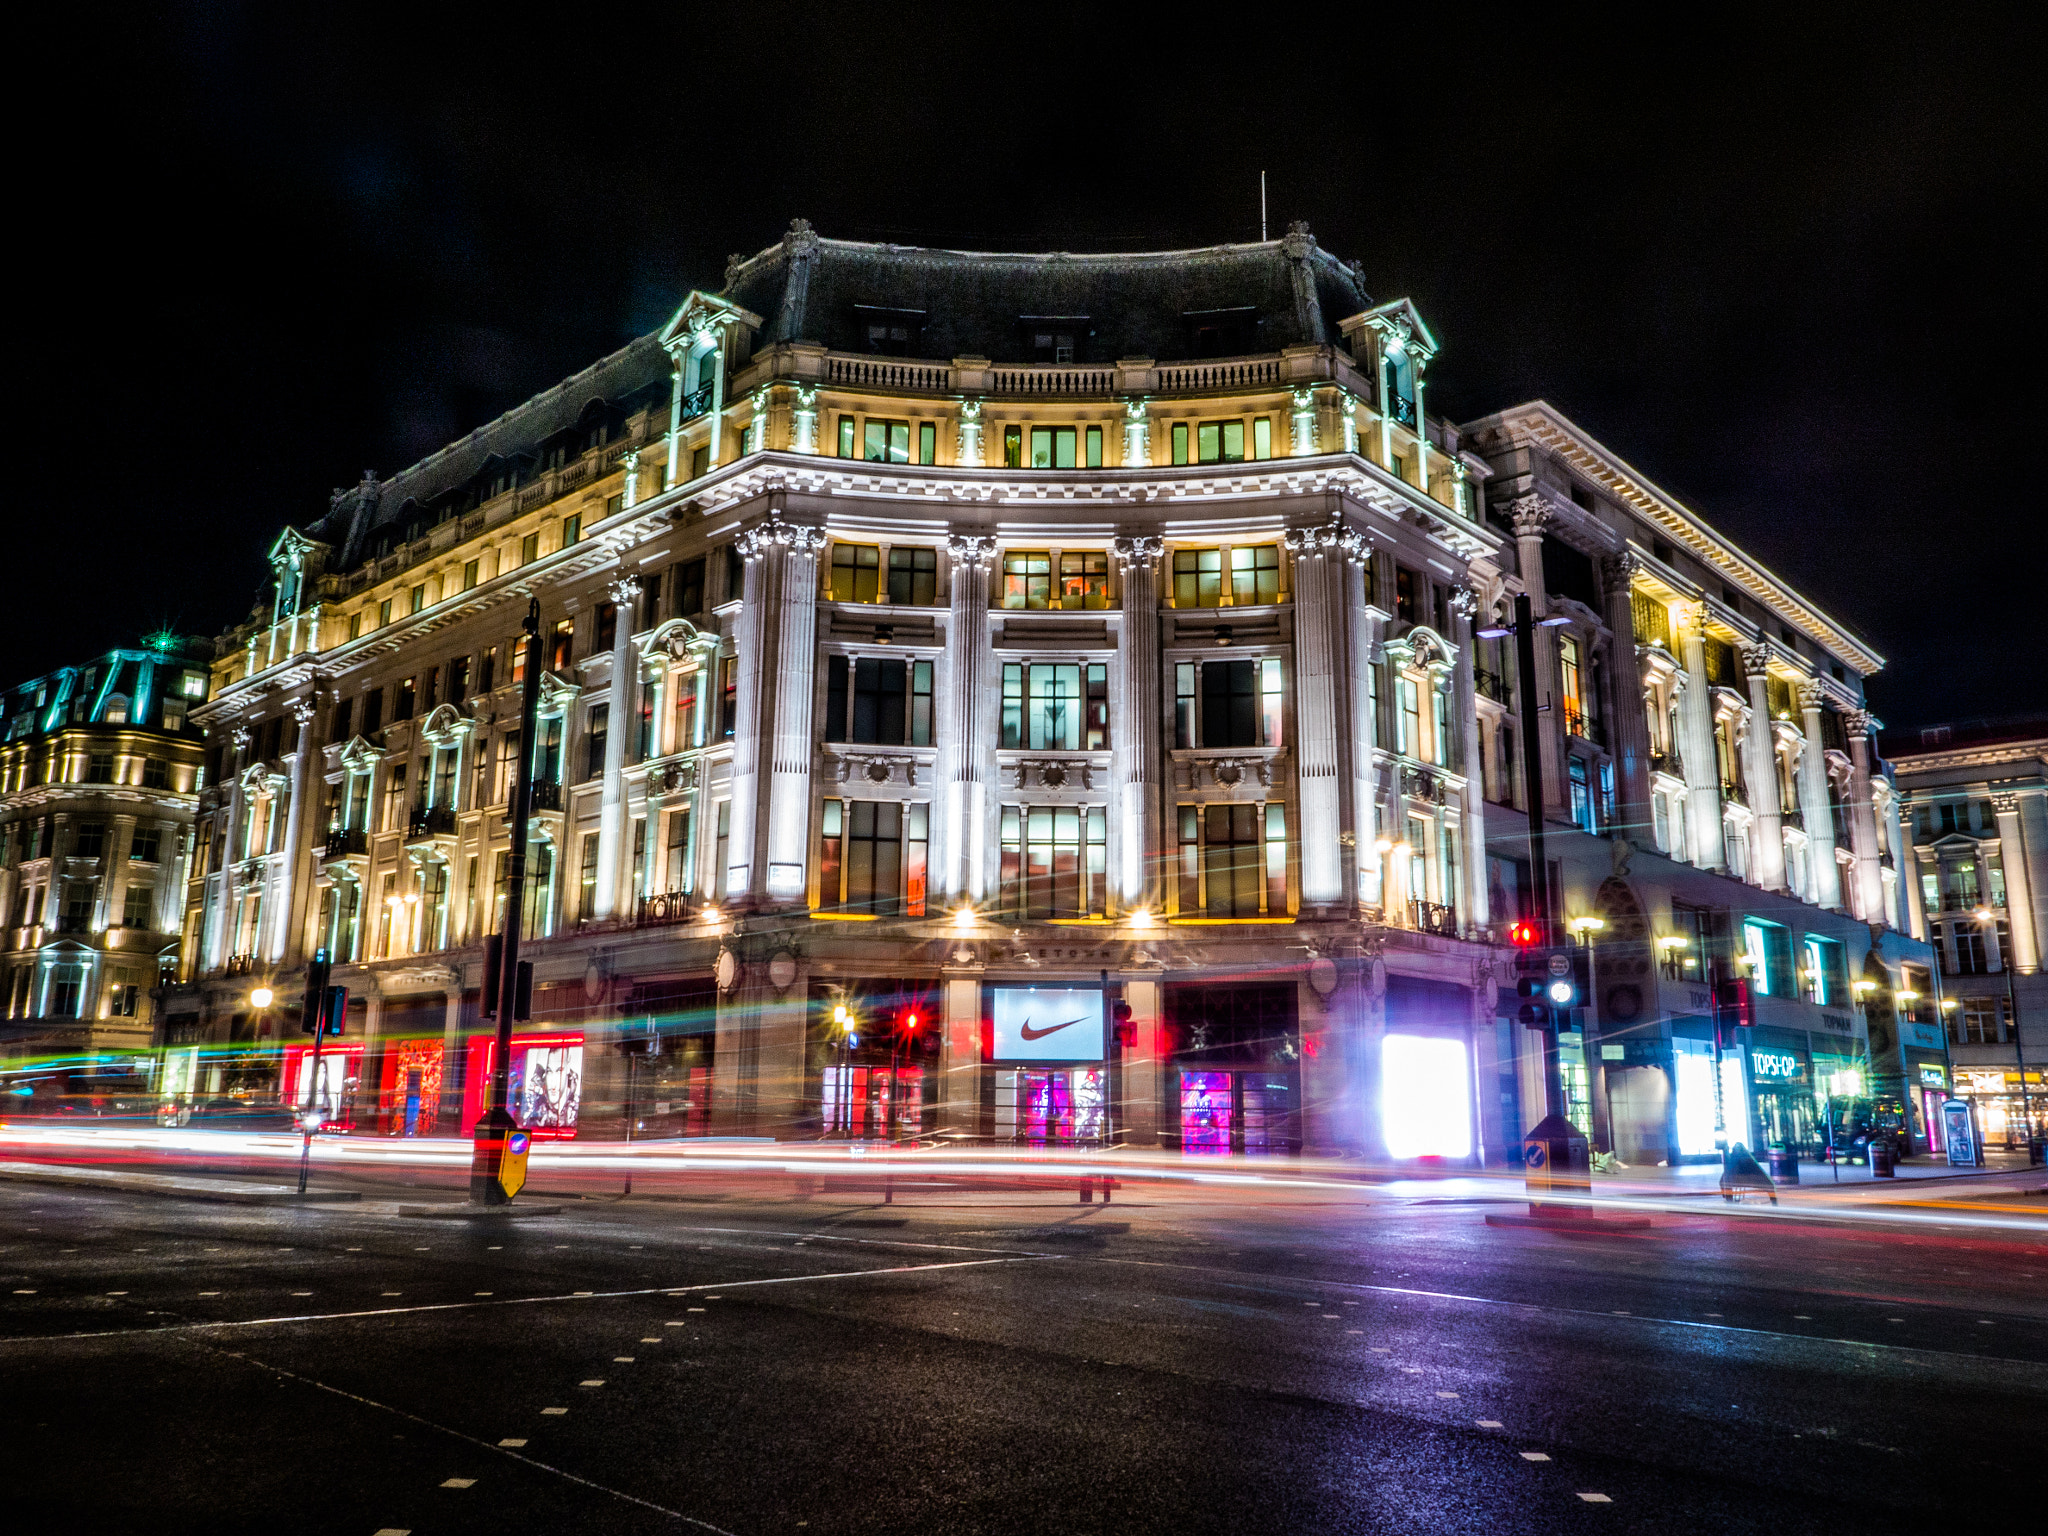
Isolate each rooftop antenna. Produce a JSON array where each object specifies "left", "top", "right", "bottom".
[{"left": 1260, "top": 171, "right": 1267, "bottom": 241}]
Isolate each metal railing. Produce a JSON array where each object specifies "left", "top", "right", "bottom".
[
  {"left": 680, "top": 384, "right": 713, "bottom": 420},
  {"left": 407, "top": 804, "right": 457, "bottom": 839},
  {"left": 1474, "top": 668, "right": 1510, "bottom": 704},
  {"left": 224, "top": 954, "right": 256, "bottom": 976},
  {"left": 529, "top": 779, "right": 563, "bottom": 813},
  {"left": 636, "top": 891, "right": 693, "bottom": 928},
  {"left": 1780, "top": 805, "right": 1804, "bottom": 830},
  {"left": 1720, "top": 779, "right": 1745, "bottom": 806},
  {"left": 323, "top": 826, "right": 369, "bottom": 857},
  {"left": 1561, "top": 703, "right": 1605, "bottom": 746},
  {"left": 1410, "top": 900, "right": 1459, "bottom": 937}
]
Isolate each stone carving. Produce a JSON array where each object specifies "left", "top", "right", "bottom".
[
  {"left": 956, "top": 397, "right": 985, "bottom": 467},
  {"left": 1111, "top": 533, "right": 1163, "bottom": 571},
  {"left": 792, "top": 385, "right": 819, "bottom": 454},
  {"left": 1121, "top": 396, "right": 1151, "bottom": 467},
  {"left": 647, "top": 759, "right": 698, "bottom": 797},
  {"left": 606, "top": 575, "right": 643, "bottom": 609},
  {"left": 1507, "top": 495, "right": 1550, "bottom": 539},
  {"left": 947, "top": 532, "right": 998, "bottom": 570},
  {"left": 1736, "top": 640, "right": 1773, "bottom": 676},
  {"left": 1601, "top": 551, "right": 1644, "bottom": 590},
  {"left": 1448, "top": 585, "right": 1478, "bottom": 619},
  {"left": 738, "top": 515, "right": 826, "bottom": 561},
  {"left": 834, "top": 753, "right": 916, "bottom": 787}
]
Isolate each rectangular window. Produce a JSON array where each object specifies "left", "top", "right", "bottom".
[
  {"left": 1229, "top": 545, "right": 1281, "bottom": 605},
  {"left": 549, "top": 619, "right": 573, "bottom": 674},
  {"left": 1002, "top": 551, "right": 1052, "bottom": 610},
  {"left": 394, "top": 677, "right": 416, "bottom": 722},
  {"left": 1174, "top": 663, "right": 1198, "bottom": 749},
  {"left": 844, "top": 800, "right": 901, "bottom": 913},
  {"left": 422, "top": 666, "right": 439, "bottom": 710},
  {"left": 448, "top": 655, "right": 470, "bottom": 704},
  {"left": 1252, "top": 416, "right": 1272, "bottom": 460},
  {"left": 714, "top": 801, "right": 731, "bottom": 894},
  {"left": 676, "top": 557, "right": 706, "bottom": 617},
  {"left": 1085, "top": 424, "right": 1104, "bottom": 468},
  {"left": 1028, "top": 426, "right": 1077, "bottom": 469},
  {"left": 378, "top": 598, "right": 393, "bottom": 628},
  {"left": 1196, "top": 419, "right": 1246, "bottom": 463},
  {"left": 1264, "top": 803, "right": 1288, "bottom": 914},
  {"left": 409, "top": 584, "right": 425, "bottom": 615},
  {"left": 478, "top": 647, "right": 497, "bottom": 693},
  {"left": 75, "top": 823, "right": 106, "bottom": 859},
  {"left": 1568, "top": 756, "right": 1593, "bottom": 833},
  {"left": 863, "top": 420, "right": 911, "bottom": 463},
  {"left": 1194, "top": 658, "right": 1283, "bottom": 749},
  {"left": 130, "top": 829, "right": 161, "bottom": 863},
  {"left": 348, "top": 614, "right": 362, "bottom": 641},
  {"left": 1003, "top": 424, "right": 1023, "bottom": 467},
  {"left": 720, "top": 657, "right": 738, "bottom": 738},
  {"left": 1203, "top": 803, "right": 1264, "bottom": 916},
  {"left": 578, "top": 831, "right": 600, "bottom": 920},
  {"left": 1742, "top": 918, "right": 1793, "bottom": 997},
  {"left": 918, "top": 421, "right": 937, "bottom": 465},
  {"left": 584, "top": 704, "right": 608, "bottom": 781},
  {"left": 824, "top": 656, "right": 931, "bottom": 746},
  {"left": 672, "top": 666, "right": 701, "bottom": 750},
  {"left": 999, "top": 663, "right": 1106, "bottom": 751},
  {"left": 838, "top": 415, "right": 856, "bottom": 457},
  {"left": 594, "top": 601, "right": 617, "bottom": 655},
  {"left": 463, "top": 559, "right": 480, "bottom": 592},
  {"left": 665, "top": 807, "right": 692, "bottom": 894},
  {"left": 1058, "top": 551, "right": 1109, "bottom": 609},
  {"left": 830, "top": 543, "right": 881, "bottom": 603},
  {"left": 1171, "top": 422, "right": 1189, "bottom": 465},
  {"left": 520, "top": 533, "right": 539, "bottom": 566},
  {"left": 998, "top": 804, "right": 1108, "bottom": 918},
  {"left": 1172, "top": 548, "right": 1223, "bottom": 607},
  {"left": 1558, "top": 634, "right": 1586, "bottom": 737},
  {"left": 1801, "top": 935, "right": 1840, "bottom": 1005},
  {"left": 887, "top": 547, "right": 937, "bottom": 605},
  {"left": 561, "top": 514, "right": 582, "bottom": 549}
]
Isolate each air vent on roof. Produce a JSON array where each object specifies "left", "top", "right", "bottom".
[{"left": 1920, "top": 726, "right": 1952, "bottom": 746}]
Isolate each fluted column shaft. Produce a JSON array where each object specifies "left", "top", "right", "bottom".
[
  {"left": 1739, "top": 643, "right": 1787, "bottom": 891},
  {"left": 1602, "top": 555, "right": 1656, "bottom": 845},
  {"left": 273, "top": 698, "right": 319, "bottom": 960},
  {"left": 593, "top": 577, "right": 642, "bottom": 919},
  {"left": 1285, "top": 526, "right": 1344, "bottom": 911},
  {"left": 939, "top": 535, "right": 996, "bottom": 903},
  {"left": 1676, "top": 609, "right": 1726, "bottom": 870},
  {"left": 1994, "top": 796, "right": 2040, "bottom": 973},
  {"left": 763, "top": 529, "right": 825, "bottom": 902},
  {"left": 725, "top": 528, "right": 781, "bottom": 902},
  {"left": 1845, "top": 711, "right": 1884, "bottom": 923},
  {"left": 1509, "top": 499, "right": 1567, "bottom": 819},
  {"left": 1797, "top": 685, "right": 1842, "bottom": 910},
  {"left": 1111, "top": 535, "right": 1163, "bottom": 909},
  {"left": 1342, "top": 539, "right": 1380, "bottom": 907}
]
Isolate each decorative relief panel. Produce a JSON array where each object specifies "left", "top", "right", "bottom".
[{"left": 829, "top": 751, "right": 919, "bottom": 788}]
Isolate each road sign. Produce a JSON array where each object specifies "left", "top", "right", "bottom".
[
  {"left": 1547, "top": 953, "right": 1571, "bottom": 977},
  {"left": 498, "top": 1130, "right": 531, "bottom": 1198}
]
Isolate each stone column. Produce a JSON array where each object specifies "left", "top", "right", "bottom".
[
  {"left": 661, "top": 360, "right": 685, "bottom": 491},
  {"left": 1844, "top": 709, "right": 1885, "bottom": 924},
  {"left": 1340, "top": 531, "right": 1380, "bottom": 906},
  {"left": 1797, "top": 683, "right": 1843, "bottom": 911},
  {"left": 939, "top": 534, "right": 997, "bottom": 903},
  {"left": 273, "top": 697, "right": 319, "bottom": 962},
  {"left": 1109, "top": 535, "right": 1164, "bottom": 910},
  {"left": 1994, "top": 794, "right": 2039, "bottom": 974},
  {"left": 1509, "top": 498, "right": 1567, "bottom": 819},
  {"left": 1675, "top": 606, "right": 1726, "bottom": 870},
  {"left": 1738, "top": 643, "right": 1787, "bottom": 890},
  {"left": 1448, "top": 586, "right": 1489, "bottom": 927},
  {"left": 725, "top": 527, "right": 781, "bottom": 903},
  {"left": 592, "top": 575, "right": 642, "bottom": 920},
  {"left": 763, "top": 527, "right": 826, "bottom": 904},
  {"left": 101, "top": 814, "right": 137, "bottom": 931},
  {"left": 1601, "top": 554, "right": 1656, "bottom": 847},
  {"left": 1285, "top": 526, "right": 1345, "bottom": 912},
  {"left": 703, "top": 334, "right": 727, "bottom": 468}
]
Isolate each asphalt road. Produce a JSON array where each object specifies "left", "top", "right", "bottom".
[{"left": 2, "top": 1171, "right": 2043, "bottom": 1535}]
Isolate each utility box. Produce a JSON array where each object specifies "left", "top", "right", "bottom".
[{"left": 1523, "top": 1112, "right": 1590, "bottom": 1204}]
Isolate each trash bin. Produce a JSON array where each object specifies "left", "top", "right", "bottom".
[
  {"left": 1766, "top": 1146, "right": 1799, "bottom": 1184},
  {"left": 1871, "top": 1136, "right": 1895, "bottom": 1178}
]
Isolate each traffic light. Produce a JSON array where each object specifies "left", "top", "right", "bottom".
[
  {"left": 1508, "top": 919, "right": 1542, "bottom": 948},
  {"left": 321, "top": 985, "right": 348, "bottom": 1037},
  {"left": 1111, "top": 999, "right": 1136, "bottom": 1046},
  {"left": 1715, "top": 975, "right": 1754, "bottom": 1046},
  {"left": 1512, "top": 949, "right": 1550, "bottom": 1028}
]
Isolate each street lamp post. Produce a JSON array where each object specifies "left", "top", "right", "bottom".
[{"left": 470, "top": 598, "right": 544, "bottom": 1206}]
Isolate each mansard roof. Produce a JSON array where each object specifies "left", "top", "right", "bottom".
[{"left": 722, "top": 220, "right": 1373, "bottom": 363}]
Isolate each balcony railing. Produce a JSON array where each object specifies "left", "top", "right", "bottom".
[
  {"left": 224, "top": 954, "right": 256, "bottom": 976},
  {"left": 680, "top": 383, "right": 713, "bottom": 421},
  {"left": 529, "top": 779, "right": 563, "bottom": 813},
  {"left": 54, "top": 914, "right": 90, "bottom": 936},
  {"left": 1388, "top": 393, "right": 1417, "bottom": 427},
  {"left": 1720, "top": 779, "right": 1746, "bottom": 807},
  {"left": 1561, "top": 703, "right": 1605, "bottom": 746},
  {"left": 636, "top": 891, "right": 693, "bottom": 928},
  {"left": 323, "top": 826, "right": 369, "bottom": 857},
  {"left": 1780, "top": 805, "right": 1804, "bottom": 830},
  {"left": 1474, "top": 668, "right": 1510, "bottom": 705},
  {"left": 1411, "top": 900, "right": 1459, "bottom": 937},
  {"left": 407, "top": 804, "right": 457, "bottom": 840}
]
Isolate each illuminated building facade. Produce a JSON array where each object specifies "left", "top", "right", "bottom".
[
  {"left": 1462, "top": 405, "right": 1938, "bottom": 1161},
  {"left": 0, "top": 639, "right": 211, "bottom": 1087},
  {"left": 1886, "top": 720, "right": 2047, "bottom": 1149}
]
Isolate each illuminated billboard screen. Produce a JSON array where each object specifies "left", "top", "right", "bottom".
[{"left": 990, "top": 986, "right": 1105, "bottom": 1062}]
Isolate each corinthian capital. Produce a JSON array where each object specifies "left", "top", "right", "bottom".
[
  {"left": 1736, "top": 640, "right": 1773, "bottom": 676},
  {"left": 1336, "top": 527, "right": 1371, "bottom": 565},
  {"left": 1843, "top": 708, "right": 1874, "bottom": 741},
  {"left": 1111, "top": 534, "right": 1163, "bottom": 571},
  {"left": 947, "top": 533, "right": 998, "bottom": 570},
  {"left": 1282, "top": 526, "right": 1326, "bottom": 559},
  {"left": 1448, "top": 585, "right": 1479, "bottom": 619},
  {"left": 1601, "top": 551, "right": 1643, "bottom": 589},
  {"left": 290, "top": 697, "right": 319, "bottom": 727},
  {"left": 606, "top": 575, "right": 644, "bottom": 608},
  {"left": 783, "top": 525, "right": 827, "bottom": 557},
  {"left": 1507, "top": 495, "right": 1550, "bottom": 538},
  {"left": 1796, "top": 679, "right": 1826, "bottom": 713}
]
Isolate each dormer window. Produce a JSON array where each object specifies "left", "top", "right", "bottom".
[
  {"left": 1020, "top": 316, "right": 1089, "bottom": 364},
  {"left": 1183, "top": 307, "right": 1259, "bottom": 358},
  {"left": 854, "top": 305, "right": 924, "bottom": 356}
]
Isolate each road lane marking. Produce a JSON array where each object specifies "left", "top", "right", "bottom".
[
  {"left": 499, "top": 1439, "right": 526, "bottom": 1447},
  {"left": 580, "top": 1380, "right": 604, "bottom": 1387},
  {"left": 541, "top": 1408, "right": 567, "bottom": 1415},
  {"left": 440, "top": 1478, "right": 474, "bottom": 1489},
  {"left": 1578, "top": 1493, "right": 1612, "bottom": 1502},
  {"left": 1477, "top": 1420, "right": 1503, "bottom": 1428},
  {"left": 210, "top": 1346, "right": 736, "bottom": 1533},
  {"left": 1520, "top": 1452, "right": 1550, "bottom": 1461}
]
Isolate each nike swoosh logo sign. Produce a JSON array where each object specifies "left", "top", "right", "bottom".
[{"left": 1018, "top": 1017, "right": 1084, "bottom": 1042}]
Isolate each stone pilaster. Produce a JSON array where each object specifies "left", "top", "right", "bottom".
[
  {"left": 1845, "top": 709, "right": 1884, "bottom": 924},
  {"left": 274, "top": 696, "right": 320, "bottom": 962},
  {"left": 939, "top": 534, "right": 997, "bottom": 902},
  {"left": 1508, "top": 497, "right": 1567, "bottom": 819},
  {"left": 1448, "top": 584, "right": 1488, "bottom": 926},
  {"left": 1283, "top": 525, "right": 1344, "bottom": 911},
  {"left": 593, "top": 576, "right": 642, "bottom": 919},
  {"left": 1602, "top": 553, "right": 1656, "bottom": 847},
  {"left": 1796, "top": 682, "right": 1843, "bottom": 910},
  {"left": 1110, "top": 534, "right": 1164, "bottom": 910},
  {"left": 1675, "top": 606, "right": 1726, "bottom": 870},
  {"left": 1340, "top": 531, "right": 1380, "bottom": 905},
  {"left": 763, "top": 527, "right": 826, "bottom": 904},
  {"left": 1738, "top": 642, "right": 1787, "bottom": 890},
  {"left": 1993, "top": 794, "right": 2039, "bottom": 974}
]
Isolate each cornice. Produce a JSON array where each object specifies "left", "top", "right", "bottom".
[{"left": 1470, "top": 402, "right": 1884, "bottom": 675}]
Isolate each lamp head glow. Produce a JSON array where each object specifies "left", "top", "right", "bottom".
[
  {"left": 249, "top": 986, "right": 274, "bottom": 1008},
  {"left": 953, "top": 905, "right": 977, "bottom": 930},
  {"left": 700, "top": 906, "right": 722, "bottom": 923},
  {"left": 1853, "top": 979, "right": 1877, "bottom": 994},
  {"left": 1975, "top": 907, "right": 1994, "bottom": 923},
  {"left": 833, "top": 1004, "right": 848, "bottom": 1025},
  {"left": 1474, "top": 626, "right": 1511, "bottom": 639},
  {"left": 1941, "top": 998, "right": 1959, "bottom": 1012},
  {"left": 1128, "top": 908, "right": 1156, "bottom": 929},
  {"left": 1547, "top": 979, "right": 1576, "bottom": 1006},
  {"left": 1896, "top": 989, "right": 1920, "bottom": 1003},
  {"left": 1567, "top": 916, "right": 1606, "bottom": 937},
  {"left": 1538, "top": 615, "right": 1572, "bottom": 628},
  {"left": 1656, "top": 935, "right": 1689, "bottom": 950},
  {"left": 1374, "top": 837, "right": 1394, "bottom": 854}
]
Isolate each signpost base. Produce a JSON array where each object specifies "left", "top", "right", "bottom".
[
  {"left": 1485, "top": 1113, "right": 1650, "bottom": 1231},
  {"left": 469, "top": 1109, "right": 518, "bottom": 1206}
]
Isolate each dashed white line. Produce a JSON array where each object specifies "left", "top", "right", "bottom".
[
  {"left": 440, "top": 1478, "right": 475, "bottom": 1489},
  {"left": 580, "top": 1379, "right": 605, "bottom": 1388},
  {"left": 498, "top": 1438, "right": 527, "bottom": 1448},
  {"left": 1578, "top": 1492, "right": 1612, "bottom": 1503},
  {"left": 541, "top": 1408, "right": 568, "bottom": 1416},
  {"left": 1520, "top": 1452, "right": 1551, "bottom": 1462}
]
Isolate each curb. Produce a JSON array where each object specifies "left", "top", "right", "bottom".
[
  {"left": 396, "top": 1204, "right": 567, "bottom": 1219},
  {"left": 0, "top": 1162, "right": 360, "bottom": 1205}
]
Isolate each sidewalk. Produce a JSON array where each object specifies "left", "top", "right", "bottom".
[{"left": 0, "top": 1160, "right": 361, "bottom": 1205}]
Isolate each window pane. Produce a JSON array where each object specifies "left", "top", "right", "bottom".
[
  {"left": 1221, "top": 421, "right": 1244, "bottom": 461},
  {"left": 1197, "top": 423, "right": 1220, "bottom": 463}
]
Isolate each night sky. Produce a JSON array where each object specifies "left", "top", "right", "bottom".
[{"left": 21, "top": 6, "right": 2041, "bottom": 731}]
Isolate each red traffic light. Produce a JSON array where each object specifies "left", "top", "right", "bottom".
[
  {"left": 902, "top": 1011, "right": 919, "bottom": 1033},
  {"left": 1509, "top": 920, "right": 1541, "bottom": 947}
]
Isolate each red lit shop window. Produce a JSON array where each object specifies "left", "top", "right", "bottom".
[
  {"left": 820, "top": 1065, "right": 925, "bottom": 1141},
  {"left": 379, "top": 1037, "right": 446, "bottom": 1137},
  {"left": 283, "top": 1041, "right": 368, "bottom": 1133},
  {"left": 460, "top": 1031, "right": 586, "bottom": 1139}
]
